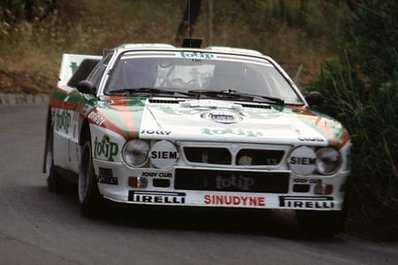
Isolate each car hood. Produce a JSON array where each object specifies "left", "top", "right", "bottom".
[{"left": 94, "top": 97, "right": 349, "bottom": 148}]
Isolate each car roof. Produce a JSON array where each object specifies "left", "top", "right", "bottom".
[{"left": 112, "top": 43, "right": 266, "bottom": 59}]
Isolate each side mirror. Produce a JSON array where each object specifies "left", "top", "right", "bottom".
[
  {"left": 305, "top": 91, "right": 324, "bottom": 106},
  {"left": 77, "top": 80, "right": 96, "bottom": 94}
]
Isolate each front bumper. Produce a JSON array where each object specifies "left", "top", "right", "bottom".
[{"left": 93, "top": 159, "right": 349, "bottom": 211}]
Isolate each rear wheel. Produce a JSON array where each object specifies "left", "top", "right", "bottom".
[
  {"left": 78, "top": 139, "right": 105, "bottom": 217},
  {"left": 45, "top": 127, "right": 63, "bottom": 192},
  {"left": 296, "top": 209, "right": 346, "bottom": 237}
]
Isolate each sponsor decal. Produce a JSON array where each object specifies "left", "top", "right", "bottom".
[
  {"left": 179, "top": 51, "right": 216, "bottom": 60},
  {"left": 201, "top": 110, "right": 242, "bottom": 124},
  {"left": 290, "top": 157, "right": 316, "bottom": 165},
  {"left": 82, "top": 104, "right": 94, "bottom": 116},
  {"left": 201, "top": 128, "right": 263, "bottom": 137},
  {"left": 298, "top": 137, "right": 325, "bottom": 142},
  {"left": 97, "top": 167, "right": 118, "bottom": 185},
  {"left": 216, "top": 175, "right": 254, "bottom": 191},
  {"left": 293, "top": 178, "right": 321, "bottom": 184},
  {"left": 70, "top": 62, "right": 78, "bottom": 74},
  {"left": 128, "top": 191, "right": 186, "bottom": 204},
  {"left": 204, "top": 195, "right": 265, "bottom": 207},
  {"left": 150, "top": 152, "right": 178, "bottom": 159},
  {"left": 279, "top": 196, "right": 335, "bottom": 209},
  {"left": 149, "top": 140, "right": 178, "bottom": 169},
  {"left": 55, "top": 109, "right": 71, "bottom": 133},
  {"left": 88, "top": 111, "right": 105, "bottom": 126},
  {"left": 288, "top": 146, "right": 317, "bottom": 175},
  {"left": 141, "top": 172, "right": 173, "bottom": 178},
  {"left": 94, "top": 135, "right": 119, "bottom": 161},
  {"left": 141, "top": 130, "right": 172, "bottom": 136}
]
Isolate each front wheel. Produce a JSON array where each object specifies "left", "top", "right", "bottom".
[
  {"left": 78, "top": 140, "right": 105, "bottom": 217},
  {"left": 296, "top": 209, "right": 346, "bottom": 237}
]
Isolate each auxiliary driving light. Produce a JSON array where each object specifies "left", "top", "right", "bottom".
[{"left": 128, "top": 176, "right": 148, "bottom": 188}]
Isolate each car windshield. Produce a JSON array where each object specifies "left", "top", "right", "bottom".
[{"left": 105, "top": 52, "right": 302, "bottom": 104}]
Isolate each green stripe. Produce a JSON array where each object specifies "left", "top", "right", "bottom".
[
  {"left": 128, "top": 97, "right": 146, "bottom": 138},
  {"left": 100, "top": 97, "right": 146, "bottom": 139}
]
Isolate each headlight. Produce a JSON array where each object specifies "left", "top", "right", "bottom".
[
  {"left": 122, "top": 140, "right": 150, "bottom": 167},
  {"left": 315, "top": 147, "right": 341, "bottom": 175}
]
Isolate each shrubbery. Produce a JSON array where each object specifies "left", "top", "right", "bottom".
[{"left": 311, "top": 1, "right": 398, "bottom": 239}]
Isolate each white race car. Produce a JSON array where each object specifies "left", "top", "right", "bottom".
[{"left": 43, "top": 41, "right": 351, "bottom": 236}]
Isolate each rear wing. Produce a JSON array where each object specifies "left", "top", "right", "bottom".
[{"left": 58, "top": 53, "right": 102, "bottom": 87}]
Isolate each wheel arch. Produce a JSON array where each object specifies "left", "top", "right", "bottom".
[
  {"left": 79, "top": 119, "right": 91, "bottom": 146},
  {"left": 43, "top": 106, "right": 53, "bottom": 173}
]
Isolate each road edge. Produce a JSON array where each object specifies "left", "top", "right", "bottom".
[{"left": 0, "top": 93, "right": 49, "bottom": 106}]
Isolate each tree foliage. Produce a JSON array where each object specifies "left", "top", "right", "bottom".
[
  {"left": 350, "top": 0, "right": 398, "bottom": 85},
  {"left": 1, "top": 0, "right": 57, "bottom": 22}
]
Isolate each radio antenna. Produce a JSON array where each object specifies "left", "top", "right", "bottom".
[{"left": 187, "top": 0, "right": 191, "bottom": 37}]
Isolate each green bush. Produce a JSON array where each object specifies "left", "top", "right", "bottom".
[
  {"left": 311, "top": 51, "right": 398, "bottom": 240},
  {"left": 310, "top": 0, "right": 398, "bottom": 239}
]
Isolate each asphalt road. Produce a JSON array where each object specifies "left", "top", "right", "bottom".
[{"left": 0, "top": 104, "right": 397, "bottom": 265}]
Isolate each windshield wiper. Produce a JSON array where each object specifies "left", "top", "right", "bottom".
[
  {"left": 106, "top": 87, "right": 194, "bottom": 97},
  {"left": 187, "top": 89, "right": 284, "bottom": 104}
]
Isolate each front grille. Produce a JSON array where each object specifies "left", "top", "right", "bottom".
[
  {"left": 175, "top": 168, "right": 289, "bottom": 193},
  {"left": 183, "top": 147, "right": 231, "bottom": 165},
  {"left": 148, "top": 99, "right": 182, "bottom": 104},
  {"left": 236, "top": 149, "right": 284, "bottom": 166},
  {"left": 183, "top": 146, "right": 284, "bottom": 166},
  {"left": 238, "top": 103, "right": 271, "bottom": 109}
]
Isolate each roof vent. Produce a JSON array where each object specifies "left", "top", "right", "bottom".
[{"left": 182, "top": 37, "right": 202, "bottom": 48}]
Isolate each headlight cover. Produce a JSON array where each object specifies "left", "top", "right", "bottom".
[
  {"left": 315, "top": 147, "right": 341, "bottom": 175},
  {"left": 149, "top": 140, "right": 179, "bottom": 169},
  {"left": 288, "top": 146, "right": 317, "bottom": 176},
  {"left": 288, "top": 146, "right": 342, "bottom": 176},
  {"left": 122, "top": 139, "right": 150, "bottom": 167}
]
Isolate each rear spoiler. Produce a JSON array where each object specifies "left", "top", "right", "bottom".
[{"left": 58, "top": 53, "right": 102, "bottom": 87}]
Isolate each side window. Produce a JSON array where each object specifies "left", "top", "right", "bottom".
[{"left": 87, "top": 54, "right": 112, "bottom": 90}]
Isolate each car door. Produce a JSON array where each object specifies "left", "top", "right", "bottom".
[
  {"left": 52, "top": 86, "right": 80, "bottom": 171},
  {"left": 67, "top": 54, "right": 113, "bottom": 173},
  {"left": 52, "top": 54, "right": 101, "bottom": 172}
]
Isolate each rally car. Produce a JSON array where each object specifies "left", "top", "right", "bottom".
[{"left": 43, "top": 41, "right": 351, "bottom": 236}]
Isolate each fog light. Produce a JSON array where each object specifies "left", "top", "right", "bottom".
[
  {"left": 293, "top": 184, "right": 310, "bottom": 193},
  {"left": 128, "top": 176, "right": 148, "bottom": 188},
  {"left": 314, "top": 183, "right": 334, "bottom": 195},
  {"left": 153, "top": 178, "right": 170, "bottom": 188},
  {"left": 324, "top": 184, "right": 334, "bottom": 195}
]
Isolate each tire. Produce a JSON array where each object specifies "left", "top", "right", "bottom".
[
  {"left": 45, "top": 127, "right": 63, "bottom": 192},
  {"left": 296, "top": 209, "right": 346, "bottom": 237},
  {"left": 78, "top": 139, "right": 105, "bottom": 217}
]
